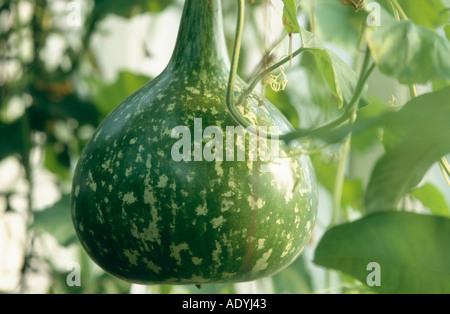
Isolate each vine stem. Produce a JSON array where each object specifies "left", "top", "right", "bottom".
[
  {"left": 331, "top": 46, "right": 373, "bottom": 225},
  {"left": 226, "top": 0, "right": 374, "bottom": 146},
  {"left": 390, "top": 0, "right": 408, "bottom": 20},
  {"left": 226, "top": 0, "right": 247, "bottom": 129},
  {"left": 439, "top": 158, "right": 450, "bottom": 187},
  {"left": 226, "top": 0, "right": 307, "bottom": 140}
]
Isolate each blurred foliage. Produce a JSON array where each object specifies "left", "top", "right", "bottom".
[{"left": 1, "top": 0, "right": 450, "bottom": 294}]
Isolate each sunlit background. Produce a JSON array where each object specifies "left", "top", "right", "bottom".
[{"left": 1, "top": 0, "right": 449, "bottom": 294}]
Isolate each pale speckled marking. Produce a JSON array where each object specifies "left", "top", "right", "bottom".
[
  {"left": 87, "top": 171, "right": 97, "bottom": 192},
  {"left": 147, "top": 260, "right": 162, "bottom": 274},
  {"left": 74, "top": 185, "right": 80, "bottom": 197},
  {"left": 305, "top": 220, "right": 311, "bottom": 231},
  {"left": 215, "top": 161, "right": 224, "bottom": 177},
  {"left": 220, "top": 199, "right": 233, "bottom": 212},
  {"left": 211, "top": 240, "right": 222, "bottom": 269},
  {"left": 211, "top": 216, "right": 224, "bottom": 229},
  {"left": 101, "top": 159, "right": 111, "bottom": 170},
  {"left": 247, "top": 196, "right": 265, "bottom": 211},
  {"left": 170, "top": 242, "right": 190, "bottom": 265},
  {"left": 192, "top": 257, "right": 203, "bottom": 265},
  {"left": 93, "top": 129, "right": 102, "bottom": 142},
  {"left": 125, "top": 166, "right": 133, "bottom": 177},
  {"left": 252, "top": 249, "right": 273, "bottom": 274},
  {"left": 157, "top": 174, "right": 169, "bottom": 188},
  {"left": 195, "top": 203, "right": 208, "bottom": 216},
  {"left": 257, "top": 239, "right": 265, "bottom": 250},
  {"left": 186, "top": 86, "right": 200, "bottom": 95},
  {"left": 280, "top": 239, "right": 294, "bottom": 258},
  {"left": 123, "top": 192, "right": 137, "bottom": 204},
  {"left": 123, "top": 249, "right": 139, "bottom": 266},
  {"left": 294, "top": 216, "right": 301, "bottom": 228}
]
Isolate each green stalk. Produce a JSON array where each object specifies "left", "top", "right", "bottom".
[
  {"left": 331, "top": 46, "right": 373, "bottom": 225},
  {"left": 390, "top": 0, "right": 408, "bottom": 20},
  {"left": 226, "top": 0, "right": 248, "bottom": 129},
  {"left": 439, "top": 158, "right": 450, "bottom": 187}
]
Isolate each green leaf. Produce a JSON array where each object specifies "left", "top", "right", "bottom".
[
  {"left": 265, "top": 88, "right": 299, "bottom": 128},
  {"left": 445, "top": 24, "right": 450, "bottom": 41},
  {"left": 314, "top": 211, "right": 450, "bottom": 294},
  {"left": 312, "top": 155, "right": 364, "bottom": 211},
  {"left": 301, "top": 38, "right": 368, "bottom": 109},
  {"left": 282, "top": 0, "right": 301, "bottom": 34},
  {"left": 302, "top": 0, "right": 365, "bottom": 51},
  {"left": 411, "top": 183, "right": 450, "bottom": 217},
  {"left": 33, "top": 194, "right": 77, "bottom": 247},
  {"left": 91, "top": 71, "right": 151, "bottom": 116},
  {"left": 366, "top": 19, "right": 450, "bottom": 85},
  {"left": 365, "top": 87, "right": 450, "bottom": 212},
  {"left": 44, "top": 143, "right": 71, "bottom": 180},
  {"left": 397, "top": 0, "right": 449, "bottom": 29}
]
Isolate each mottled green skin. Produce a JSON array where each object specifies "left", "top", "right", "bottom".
[{"left": 71, "top": 0, "right": 317, "bottom": 285}]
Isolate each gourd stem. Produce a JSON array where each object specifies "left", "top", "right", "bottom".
[{"left": 168, "top": 0, "right": 229, "bottom": 73}]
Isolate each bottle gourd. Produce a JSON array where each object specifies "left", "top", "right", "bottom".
[{"left": 71, "top": 0, "right": 318, "bottom": 285}]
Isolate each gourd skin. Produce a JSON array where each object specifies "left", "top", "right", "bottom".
[{"left": 71, "top": 0, "right": 317, "bottom": 285}]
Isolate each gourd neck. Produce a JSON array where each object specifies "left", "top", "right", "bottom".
[{"left": 167, "top": 0, "right": 229, "bottom": 74}]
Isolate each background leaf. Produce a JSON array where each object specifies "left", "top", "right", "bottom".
[
  {"left": 445, "top": 24, "right": 450, "bottom": 40},
  {"left": 411, "top": 183, "right": 450, "bottom": 217},
  {"left": 366, "top": 19, "right": 450, "bottom": 85},
  {"left": 33, "top": 194, "right": 77, "bottom": 247},
  {"left": 314, "top": 211, "right": 450, "bottom": 294},
  {"left": 303, "top": 0, "right": 366, "bottom": 51},
  {"left": 312, "top": 155, "right": 364, "bottom": 211},
  {"left": 281, "top": 0, "right": 301, "bottom": 34},
  {"left": 91, "top": 71, "right": 151, "bottom": 116},
  {"left": 300, "top": 28, "right": 368, "bottom": 109},
  {"left": 396, "top": 0, "right": 449, "bottom": 29},
  {"left": 365, "top": 87, "right": 450, "bottom": 212}
]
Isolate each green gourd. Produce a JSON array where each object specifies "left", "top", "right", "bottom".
[{"left": 71, "top": 0, "right": 318, "bottom": 285}]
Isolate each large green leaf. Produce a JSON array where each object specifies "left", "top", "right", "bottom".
[
  {"left": 365, "top": 87, "right": 450, "bottom": 212},
  {"left": 366, "top": 19, "right": 450, "bottom": 85},
  {"left": 314, "top": 211, "right": 450, "bottom": 294}
]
